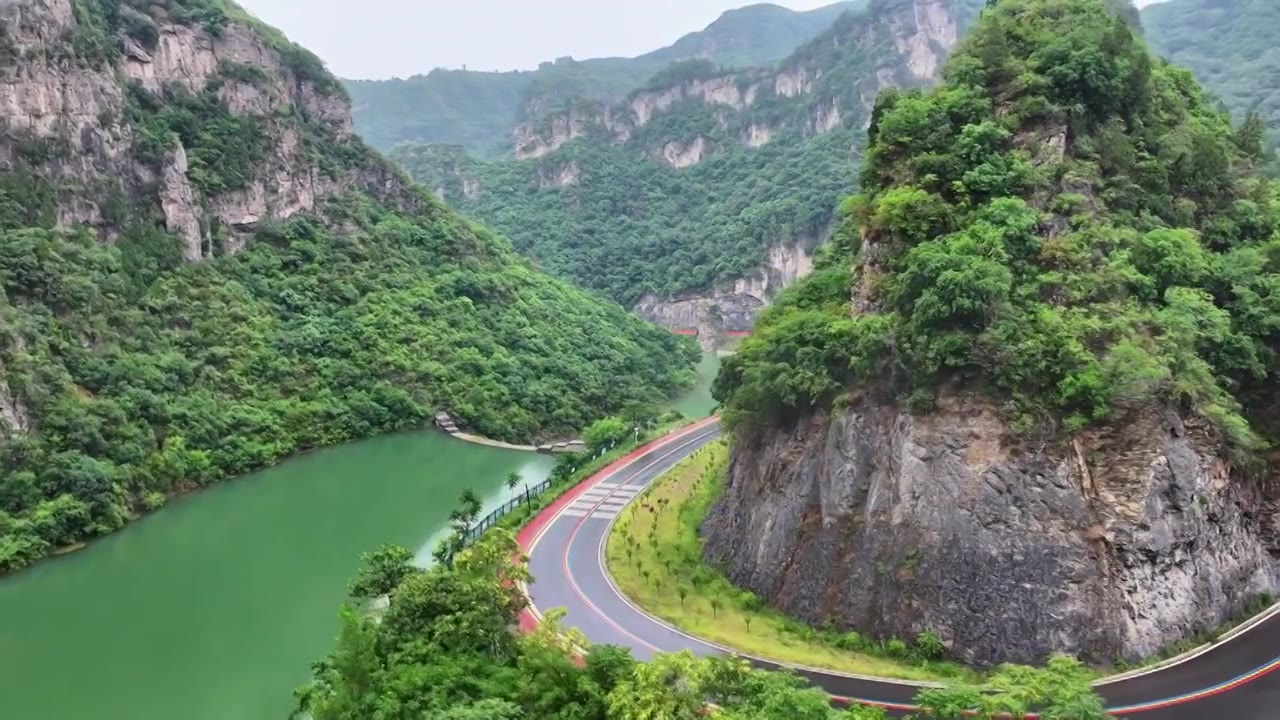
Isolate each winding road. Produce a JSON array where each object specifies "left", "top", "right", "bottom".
[{"left": 518, "top": 419, "right": 1280, "bottom": 718}]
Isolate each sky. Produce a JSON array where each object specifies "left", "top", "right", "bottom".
[
  {"left": 236, "top": 0, "right": 841, "bottom": 80},
  {"left": 238, "top": 0, "right": 1170, "bottom": 81}
]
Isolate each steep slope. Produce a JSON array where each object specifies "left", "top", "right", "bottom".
[
  {"left": 0, "top": 0, "right": 697, "bottom": 573},
  {"left": 393, "top": 0, "right": 986, "bottom": 347},
  {"left": 1143, "top": 0, "right": 1280, "bottom": 133},
  {"left": 344, "top": 1, "right": 862, "bottom": 155},
  {"left": 651, "top": 1, "right": 866, "bottom": 69},
  {"left": 706, "top": 0, "right": 1280, "bottom": 667}
]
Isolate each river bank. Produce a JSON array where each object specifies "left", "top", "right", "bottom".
[
  {"left": 0, "top": 351, "right": 723, "bottom": 720},
  {"left": 0, "top": 431, "right": 555, "bottom": 720}
]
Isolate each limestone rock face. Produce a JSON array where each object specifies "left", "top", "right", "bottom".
[
  {"left": 0, "top": 0, "right": 397, "bottom": 255},
  {"left": 658, "top": 136, "right": 710, "bottom": 168},
  {"left": 702, "top": 395, "right": 1280, "bottom": 666},
  {"left": 159, "top": 145, "right": 205, "bottom": 261},
  {"left": 633, "top": 242, "right": 815, "bottom": 349},
  {"left": 0, "top": 354, "right": 30, "bottom": 435}
]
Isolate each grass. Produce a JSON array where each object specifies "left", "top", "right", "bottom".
[
  {"left": 605, "top": 440, "right": 979, "bottom": 683},
  {"left": 1108, "top": 592, "right": 1276, "bottom": 674}
]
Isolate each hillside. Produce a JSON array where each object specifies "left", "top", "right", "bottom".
[
  {"left": 0, "top": 0, "right": 697, "bottom": 573},
  {"left": 708, "top": 0, "right": 1280, "bottom": 666},
  {"left": 1142, "top": 0, "right": 1280, "bottom": 133},
  {"left": 344, "top": 1, "right": 863, "bottom": 155},
  {"left": 393, "top": 0, "right": 988, "bottom": 345}
]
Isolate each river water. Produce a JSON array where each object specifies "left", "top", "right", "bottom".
[{"left": 0, "top": 352, "right": 720, "bottom": 720}]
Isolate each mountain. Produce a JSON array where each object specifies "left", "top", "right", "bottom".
[
  {"left": 343, "top": 2, "right": 864, "bottom": 155},
  {"left": 1142, "top": 0, "right": 1280, "bottom": 133},
  {"left": 708, "top": 0, "right": 1280, "bottom": 667},
  {"left": 0, "top": 0, "right": 696, "bottom": 573},
  {"left": 652, "top": 1, "right": 867, "bottom": 68},
  {"left": 392, "top": 0, "right": 988, "bottom": 347}
]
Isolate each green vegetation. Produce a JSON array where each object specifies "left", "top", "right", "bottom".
[
  {"left": 606, "top": 440, "right": 976, "bottom": 682},
  {"left": 62, "top": 0, "right": 343, "bottom": 96},
  {"left": 1116, "top": 592, "right": 1276, "bottom": 672},
  {"left": 345, "top": 2, "right": 862, "bottom": 154},
  {"left": 1143, "top": 0, "right": 1280, "bottom": 136},
  {"left": 0, "top": 0, "right": 701, "bottom": 574},
  {"left": 298, "top": 486, "right": 1112, "bottom": 719},
  {"left": 394, "top": 117, "right": 857, "bottom": 307},
  {"left": 716, "top": 0, "right": 1280, "bottom": 457},
  {"left": 389, "top": 0, "right": 992, "bottom": 309},
  {"left": 127, "top": 81, "right": 270, "bottom": 194},
  {"left": 0, "top": 196, "right": 696, "bottom": 573}
]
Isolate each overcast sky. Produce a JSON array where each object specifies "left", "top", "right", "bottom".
[
  {"left": 238, "top": 0, "right": 1169, "bottom": 81},
  {"left": 237, "top": 0, "right": 845, "bottom": 80}
]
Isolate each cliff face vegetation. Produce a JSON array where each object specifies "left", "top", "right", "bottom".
[
  {"left": 392, "top": 0, "right": 987, "bottom": 343},
  {"left": 1143, "top": 0, "right": 1280, "bottom": 136},
  {"left": 0, "top": 0, "right": 697, "bottom": 573},
  {"left": 706, "top": 0, "right": 1280, "bottom": 666},
  {"left": 344, "top": 1, "right": 864, "bottom": 156}
]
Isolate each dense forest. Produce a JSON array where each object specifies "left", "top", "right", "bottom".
[
  {"left": 345, "top": 1, "right": 862, "bottom": 155},
  {"left": 296, "top": 529, "right": 1112, "bottom": 719},
  {"left": 0, "top": 0, "right": 698, "bottom": 573},
  {"left": 715, "top": 0, "right": 1280, "bottom": 458},
  {"left": 391, "top": 0, "right": 991, "bottom": 308},
  {"left": 395, "top": 128, "right": 857, "bottom": 306},
  {"left": 1143, "top": 0, "right": 1280, "bottom": 134}
]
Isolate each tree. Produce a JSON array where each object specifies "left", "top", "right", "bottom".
[
  {"left": 606, "top": 651, "right": 708, "bottom": 720},
  {"left": 348, "top": 544, "right": 417, "bottom": 600},
  {"left": 915, "top": 656, "right": 1108, "bottom": 720},
  {"left": 584, "top": 416, "right": 629, "bottom": 451},
  {"left": 505, "top": 470, "right": 522, "bottom": 496},
  {"left": 294, "top": 606, "right": 380, "bottom": 720},
  {"left": 620, "top": 401, "right": 659, "bottom": 429},
  {"left": 583, "top": 645, "right": 637, "bottom": 696},
  {"left": 458, "top": 489, "right": 483, "bottom": 521}
]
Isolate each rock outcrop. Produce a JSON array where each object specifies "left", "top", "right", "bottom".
[
  {"left": 703, "top": 395, "right": 1280, "bottom": 666},
  {"left": 0, "top": 354, "right": 30, "bottom": 435},
  {"left": 504, "top": 0, "right": 964, "bottom": 334},
  {"left": 702, "top": 0, "right": 1280, "bottom": 668},
  {"left": 634, "top": 243, "right": 815, "bottom": 349},
  {"left": 510, "top": 0, "right": 965, "bottom": 162},
  {"left": 0, "top": 0, "right": 407, "bottom": 256}
]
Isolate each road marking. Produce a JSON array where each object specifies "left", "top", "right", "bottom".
[
  {"left": 528, "top": 416, "right": 1280, "bottom": 718},
  {"left": 552, "top": 427, "right": 721, "bottom": 654}
]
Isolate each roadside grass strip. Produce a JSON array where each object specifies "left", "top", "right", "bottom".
[{"left": 603, "top": 439, "right": 977, "bottom": 683}]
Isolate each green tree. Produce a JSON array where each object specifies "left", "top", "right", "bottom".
[
  {"left": 584, "top": 416, "right": 629, "bottom": 451},
  {"left": 606, "top": 651, "right": 708, "bottom": 720},
  {"left": 348, "top": 544, "right": 417, "bottom": 600}
]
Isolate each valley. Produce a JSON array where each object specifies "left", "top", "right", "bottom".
[{"left": 2, "top": 0, "right": 1280, "bottom": 718}]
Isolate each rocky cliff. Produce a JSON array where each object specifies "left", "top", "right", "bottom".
[
  {"left": 512, "top": 0, "right": 971, "bottom": 164},
  {"left": 704, "top": 396, "right": 1280, "bottom": 665},
  {"left": 0, "top": 0, "right": 701, "bottom": 574},
  {"left": 346, "top": 2, "right": 864, "bottom": 155},
  {"left": 633, "top": 242, "right": 816, "bottom": 349},
  {"left": 706, "top": 0, "right": 1280, "bottom": 667},
  {"left": 394, "top": 0, "right": 981, "bottom": 343},
  {"left": 0, "top": 0, "right": 416, "bottom": 259}
]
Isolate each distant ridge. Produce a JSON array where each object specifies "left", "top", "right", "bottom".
[{"left": 344, "top": 1, "right": 864, "bottom": 154}]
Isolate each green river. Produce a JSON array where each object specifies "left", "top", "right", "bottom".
[{"left": 0, "top": 352, "right": 720, "bottom": 720}]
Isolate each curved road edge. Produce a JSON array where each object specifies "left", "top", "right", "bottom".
[
  {"left": 519, "top": 419, "right": 1280, "bottom": 718},
  {"left": 515, "top": 417, "right": 719, "bottom": 632}
]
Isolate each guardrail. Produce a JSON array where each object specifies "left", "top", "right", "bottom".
[{"left": 463, "top": 435, "right": 632, "bottom": 541}]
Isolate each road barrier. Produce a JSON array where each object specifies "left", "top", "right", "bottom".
[{"left": 463, "top": 436, "right": 633, "bottom": 541}]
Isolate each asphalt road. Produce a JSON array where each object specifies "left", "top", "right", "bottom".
[{"left": 523, "top": 420, "right": 1280, "bottom": 718}]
